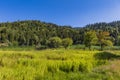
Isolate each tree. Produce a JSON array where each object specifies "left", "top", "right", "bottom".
[
  {"left": 110, "top": 27, "right": 119, "bottom": 45},
  {"left": 48, "top": 37, "right": 62, "bottom": 48},
  {"left": 84, "top": 31, "right": 98, "bottom": 50},
  {"left": 62, "top": 38, "right": 73, "bottom": 49},
  {"left": 0, "top": 20, "right": 120, "bottom": 48},
  {"left": 97, "top": 31, "right": 113, "bottom": 50},
  {"left": 117, "top": 36, "right": 120, "bottom": 46}
]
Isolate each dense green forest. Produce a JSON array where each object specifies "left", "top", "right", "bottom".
[{"left": 0, "top": 20, "right": 120, "bottom": 47}]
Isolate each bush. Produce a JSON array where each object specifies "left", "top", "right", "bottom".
[
  {"left": 62, "top": 38, "right": 73, "bottom": 49},
  {"left": 47, "top": 37, "right": 62, "bottom": 48}
]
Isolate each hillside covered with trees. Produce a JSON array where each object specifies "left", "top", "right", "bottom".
[{"left": 0, "top": 20, "right": 120, "bottom": 48}]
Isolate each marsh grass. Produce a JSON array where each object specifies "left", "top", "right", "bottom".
[{"left": 0, "top": 49, "right": 119, "bottom": 80}]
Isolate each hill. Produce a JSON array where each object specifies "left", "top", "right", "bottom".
[
  {"left": 0, "top": 20, "right": 81, "bottom": 46},
  {"left": 84, "top": 21, "right": 120, "bottom": 45},
  {"left": 0, "top": 20, "right": 120, "bottom": 46}
]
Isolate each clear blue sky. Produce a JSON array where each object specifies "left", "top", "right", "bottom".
[{"left": 0, "top": 0, "right": 120, "bottom": 27}]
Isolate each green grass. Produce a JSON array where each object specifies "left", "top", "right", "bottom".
[
  {"left": 0, "top": 49, "right": 120, "bottom": 80},
  {"left": 70, "top": 45, "right": 120, "bottom": 50},
  {"left": 0, "top": 46, "right": 35, "bottom": 51}
]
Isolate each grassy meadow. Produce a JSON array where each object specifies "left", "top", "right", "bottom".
[{"left": 0, "top": 47, "right": 120, "bottom": 80}]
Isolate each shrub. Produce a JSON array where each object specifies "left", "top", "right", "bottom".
[
  {"left": 62, "top": 38, "right": 73, "bottom": 49},
  {"left": 47, "top": 37, "right": 62, "bottom": 48}
]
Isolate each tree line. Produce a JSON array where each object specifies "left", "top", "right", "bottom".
[
  {"left": 0, "top": 20, "right": 120, "bottom": 49},
  {"left": 0, "top": 20, "right": 80, "bottom": 47}
]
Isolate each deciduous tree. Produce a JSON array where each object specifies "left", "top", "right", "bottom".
[{"left": 84, "top": 31, "right": 98, "bottom": 50}]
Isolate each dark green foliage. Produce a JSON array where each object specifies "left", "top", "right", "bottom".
[
  {"left": 0, "top": 20, "right": 120, "bottom": 48},
  {"left": 0, "top": 20, "right": 80, "bottom": 47},
  {"left": 118, "top": 36, "right": 120, "bottom": 46}
]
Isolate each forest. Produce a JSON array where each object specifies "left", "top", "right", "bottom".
[{"left": 0, "top": 20, "right": 120, "bottom": 49}]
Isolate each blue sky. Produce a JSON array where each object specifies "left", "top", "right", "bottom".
[{"left": 0, "top": 0, "right": 120, "bottom": 27}]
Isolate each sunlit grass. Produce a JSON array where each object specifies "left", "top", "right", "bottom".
[{"left": 0, "top": 49, "right": 119, "bottom": 80}]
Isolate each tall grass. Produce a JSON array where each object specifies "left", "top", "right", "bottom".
[{"left": 0, "top": 49, "right": 119, "bottom": 80}]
